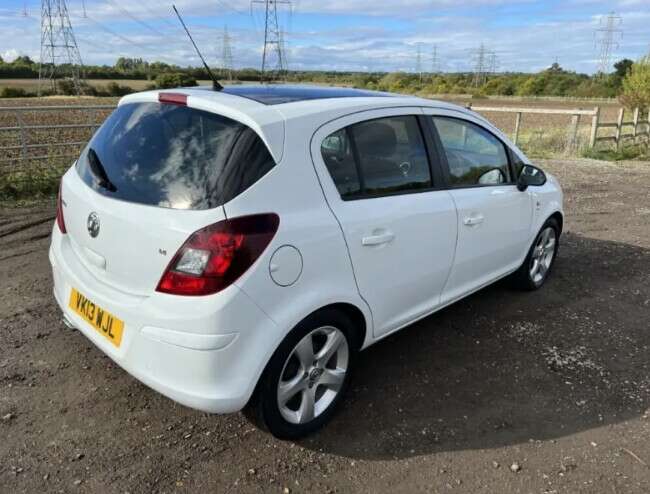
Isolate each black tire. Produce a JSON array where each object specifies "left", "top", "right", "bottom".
[
  {"left": 245, "top": 308, "right": 357, "bottom": 440},
  {"left": 512, "top": 217, "right": 560, "bottom": 291}
]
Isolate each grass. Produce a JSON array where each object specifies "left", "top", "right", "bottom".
[{"left": 582, "top": 144, "right": 650, "bottom": 161}]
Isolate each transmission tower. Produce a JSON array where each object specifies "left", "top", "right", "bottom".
[
  {"left": 472, "top": 43, "right": 488, "bottom": 87},
  {"left": 595, "top": 11, "right": 622, "bottom": 74},
  {"left": 431, "top": 44, "right": 439, "bottom": 75},
  {"left": 220, "top": 25, "right": 234, "bottom": 81},
  {"left": 415, "top": 43, "right": 423, "bottom": 83},
  {"left": 251, "top": 0, "right": 291, "bottom": 81},
  {"left": 38, "top": 0, "right": 85, "bottom": 95}
]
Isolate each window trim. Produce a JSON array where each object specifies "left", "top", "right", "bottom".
[
  {"left": 428, "top": 115, "right": 517, "bottom": 190},
  {"left": 322, "top": 114, "right": 441, "bottom": 201}
]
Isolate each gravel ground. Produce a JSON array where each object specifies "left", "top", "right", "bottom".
[{"left": 1, "top": 158, "right": 649, "bottom": 493}]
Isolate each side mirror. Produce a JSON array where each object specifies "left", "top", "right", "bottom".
[{"left": 517, "top": 164, "right": 546, "bottom": 192}]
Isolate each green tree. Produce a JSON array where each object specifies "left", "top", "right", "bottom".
[
  {"left": 620, "top": 56, "right": 650, "bottom": 110},
  {"left": 614, "top": 59, "right": 634, "bottom": 78},
  {"left": 155, "top": 72, "right": 197, "bottom": 89}
]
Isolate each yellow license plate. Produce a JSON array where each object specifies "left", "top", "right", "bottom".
[{"left": 68, "top": 288, "right": 124, "bottom": 347}]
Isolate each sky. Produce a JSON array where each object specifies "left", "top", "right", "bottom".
[{"left": 0, "top": 0, "right": 648, "bottom": 74}]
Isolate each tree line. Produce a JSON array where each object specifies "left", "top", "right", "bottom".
[{"left": 1, "top": 55, "right": 649, "bottom": 109}]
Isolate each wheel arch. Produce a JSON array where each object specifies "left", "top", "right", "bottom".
[
  {"left": 245, "top": 301, "right": 369, "bottom": 409},
  {"left": 548, "top": 210, "right": 564, "bottom": 235}
]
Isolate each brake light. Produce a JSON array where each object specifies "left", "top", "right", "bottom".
[
  {"left": 158, "top": 93, "right": 187, "bottom": 105},
  {"left": 56, "top": 181, "right": 66, "bottom": 234},
  {"left": 156, "top": 214, "right": 280, "bottom": 296}
]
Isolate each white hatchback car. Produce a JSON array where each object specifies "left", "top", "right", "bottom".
[{"left": 50, "top": 85, "right": 563, "bottom": 438}]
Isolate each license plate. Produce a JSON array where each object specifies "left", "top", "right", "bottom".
[{"left": 68, "top": 288, "right": 124, "bottom": 347}]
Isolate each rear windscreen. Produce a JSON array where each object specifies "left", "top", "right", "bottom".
[{"left": 76, "top": 102, "right": 276, "bottom": 210}]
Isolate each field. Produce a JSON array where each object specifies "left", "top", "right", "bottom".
[{"left": 1, "top": 158, "right": 649, "bottom": 492}]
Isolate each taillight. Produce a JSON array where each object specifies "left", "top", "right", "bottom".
[
  {"left": 156, "top": 213, "right": 280, "bottom": 296},
  {"left": 56, "top": 181, "right": 66, "bottom": 234},
  {"left": 158, "top": 92, "right": 187, "bottom": 105}
]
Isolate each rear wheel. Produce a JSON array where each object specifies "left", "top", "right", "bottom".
[
  {"left": 513, "top": 218, "right": 559, "bottom": 290},
  {"left": 247, "top": 309, "right": 356, "bottom": 439}
]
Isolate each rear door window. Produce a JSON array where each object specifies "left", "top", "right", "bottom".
[
  {"left": 321, "top": 115, "right": 432, "bottom": 199},
  {"left": 76, "top": 102, "right": 275, "bottom": 210}
]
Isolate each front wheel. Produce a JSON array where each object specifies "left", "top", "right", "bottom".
[
  {"left": 513, "top": 218, "right": 559, "bottom": 290},
  {"left": 246, "top": 309, "right": 356, "bottom": 439}
]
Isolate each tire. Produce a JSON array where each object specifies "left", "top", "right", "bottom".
[
  {"left": 246, "top": 308, "right": 357, "bottom": 439},
  {"left": 512, "top": 217, "right": 560, "bottom": 291}
]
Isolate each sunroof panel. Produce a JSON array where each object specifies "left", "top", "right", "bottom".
[{"left": 221, "top": 85, "right": 393, "bottom": 105}]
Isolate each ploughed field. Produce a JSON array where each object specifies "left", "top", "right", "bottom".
[{"left": 1, "top": 158, "right": 649, "bottom": 493}]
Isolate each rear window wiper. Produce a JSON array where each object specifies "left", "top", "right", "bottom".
[{"left": 88, "top": 148, "right": 117, "bottom": 192}]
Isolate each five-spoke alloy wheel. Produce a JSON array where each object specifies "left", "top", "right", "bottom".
[
  {"left": 513, "top": 217, "right": 560, "bottom": 290},
  {"left": 247, "top": 309, "right": 357, "bottom": 439}
]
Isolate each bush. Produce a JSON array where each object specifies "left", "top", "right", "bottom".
[
  {"left": 103, "top": 81, "right": 134, "bottom": 96},
  {"left": 0, "top": 87, "right": 29, "bottom": 98},
  {"left": 56, "top": 79, "right": 97, "bottom": 96},
  {"left": 620, "top": 56, "right": 650, "bottom": 111},
  {"left": 155, "top": 72, "right": 197, "bottom": 89}
]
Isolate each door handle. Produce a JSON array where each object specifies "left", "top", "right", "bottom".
[
  {"left": 362, "top": 232, "right": 395, "bottom": 246},
  {"left": 463, "top": 214, "right": 484, "bottom": 226}
]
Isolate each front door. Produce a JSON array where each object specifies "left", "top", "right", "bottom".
[{"left": 425, "top": 112, "right": 533, "bottom": 304}]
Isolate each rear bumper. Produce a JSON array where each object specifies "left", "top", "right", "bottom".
[{"left": 49, "top": 226, "right": 277, "bottom": 414}]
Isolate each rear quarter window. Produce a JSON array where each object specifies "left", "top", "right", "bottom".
[{"left": 76, "top": 102, "right": 275, "bottom": 210}]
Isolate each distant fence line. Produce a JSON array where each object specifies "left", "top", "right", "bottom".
[
  {"left": 467, "top": 103, "right": 650, "bottom": 152},
  {"left": 0, "top": 102, "right": 647, "bottom": 175}
]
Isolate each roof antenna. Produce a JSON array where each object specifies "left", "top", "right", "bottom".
[{"left": 172, "top": 5, "right": 223, "bottom": 91}]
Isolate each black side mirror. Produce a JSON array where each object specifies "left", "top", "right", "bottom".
[{"left": 517, "top": 164, "right": 546, "bottom": 191}]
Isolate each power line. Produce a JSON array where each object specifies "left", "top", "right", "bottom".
[
  {"left": 104, "top": 0, "right": 166, "bottom": 37},
  {"left": 595, "top": 11, "right": 622, "bottom": 74},
  {"left": 39, "top": 0, "right": 86, "bottom": 95}
]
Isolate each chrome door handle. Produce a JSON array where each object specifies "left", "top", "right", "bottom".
[
  {"left": 463, "top": 214, "right": 484, "bottom": 226},
  {"left": 362, "top": 232, "right": 395, "bottom": 246}
]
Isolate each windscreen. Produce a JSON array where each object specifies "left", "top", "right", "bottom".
[{"left": 76, "top": 102, "right": 275, "bottom": 210}]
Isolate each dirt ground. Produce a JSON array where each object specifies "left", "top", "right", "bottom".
[{"left": 1, "top": 158, "right": 649, "bottom": 493}]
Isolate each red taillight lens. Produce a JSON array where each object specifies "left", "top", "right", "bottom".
[
  {"left": 56, "top": 181, "right": 66, "bottom": 234},
  {"left": 156, "top": 213, "right": 280, "bottom": 296}
]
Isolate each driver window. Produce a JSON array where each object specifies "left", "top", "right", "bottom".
[{"left": 432, "top": 117, "right": 511, "bottom": 187}]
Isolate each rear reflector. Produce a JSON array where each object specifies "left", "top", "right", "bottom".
[
  {"left": 158, "top": 93, "right": 188, "bottom": 105},
  {"left": 156, "top": 213, "right": 280, "bottom": 296},
  {"left": 56, "top": 181, "right": 66, "bottom": 234}
]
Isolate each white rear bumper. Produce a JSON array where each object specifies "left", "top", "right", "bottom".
[{"left": 49, "top": 226, "right": 277, "bottom": 413}]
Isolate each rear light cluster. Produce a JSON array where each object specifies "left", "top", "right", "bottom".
[
  {"left": 56, "top": 181, "right": 67, "bottom": 234},
  {"left": 156, "top": 214, "right": 280, "bottom": 296}
]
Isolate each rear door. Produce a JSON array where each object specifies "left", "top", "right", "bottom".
[
  {"left": 423, "top": 109, "right": 533, "bottom": 303},
  {"left": 63, "top": 99, "right": 276, "bottom": 295},
  {"left": 311, "top": 108, "right": 457, "bottom": 338}
]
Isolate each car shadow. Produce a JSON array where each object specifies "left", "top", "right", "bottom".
[{"left": 299, "top": 233, "right": 650, "bottom": 459}]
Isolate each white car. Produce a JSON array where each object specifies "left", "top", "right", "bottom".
[{"left": 50, "top": 85, "right": 563, "bottom": 438}]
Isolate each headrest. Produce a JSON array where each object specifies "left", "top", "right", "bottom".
[{"left": 353, "top": 121, "right": 397, "bottom": 157}]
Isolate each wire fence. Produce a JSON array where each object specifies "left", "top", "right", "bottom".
[{"left": 0, "top": 104, "right": 114, "bottom": 197}]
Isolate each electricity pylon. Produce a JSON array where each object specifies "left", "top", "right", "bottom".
[
  {"left": 595, "top": 11, "right": 622, "bottom": 75},
  {"left": 38, "top": 0, "right": 85, "bottom": 95},
  {"left": 220, "top": 25, "right": 234, "bottom": 81},
  {"left": 251, "top": 0, "right": 291, "bottom": 81}
]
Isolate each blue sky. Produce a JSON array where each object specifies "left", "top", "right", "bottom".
[{"left": 0, "top": 0, "right": 648, "bottom": 74}]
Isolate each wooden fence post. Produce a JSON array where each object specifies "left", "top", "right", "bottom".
[
  {"left": 632, "top": 107, "right": 639, "bottom": 143},
  {"left": 589, "top": 106, "right": 600, "bottom": 149},
  {"left": 513, "top": 112, "right": 522, "bottom": 146},
  {"left": 615, "top": 107, "right": 625, "bottom": 150},
  {"left": 565, "top": 114, "right": 580, "bottom": 153}
]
